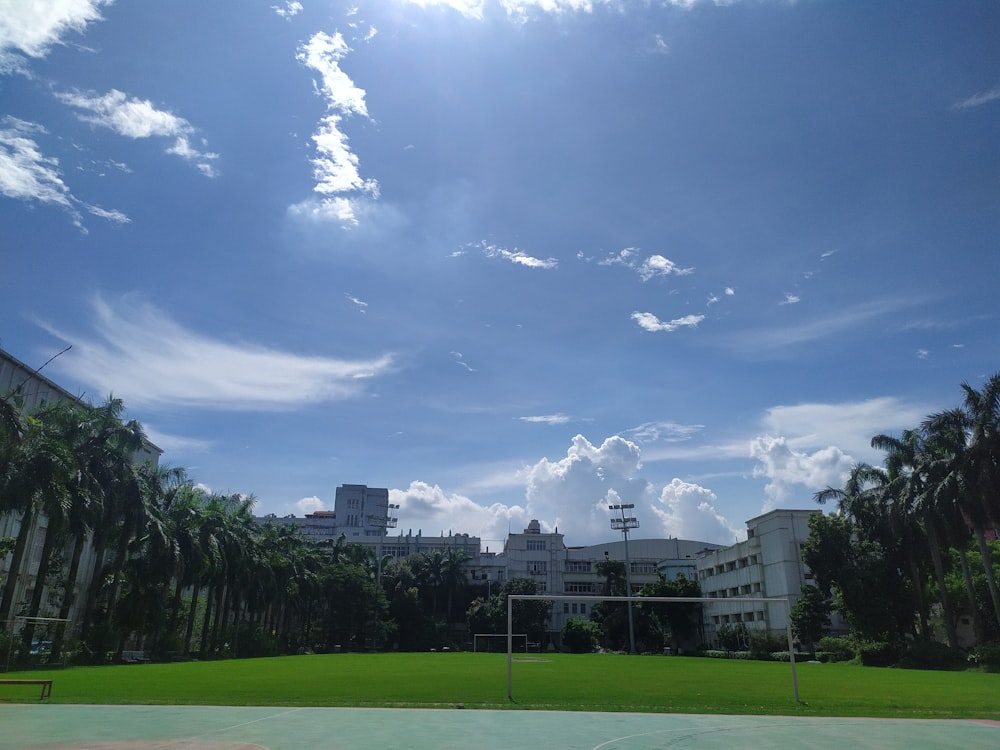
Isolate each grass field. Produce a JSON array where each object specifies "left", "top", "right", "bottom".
[{"left": 3, "top": 653, "right": 998, "bottom": 720}]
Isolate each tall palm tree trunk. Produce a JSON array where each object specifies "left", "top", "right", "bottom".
[
  {"left": 51, "top": 533, "right": 88, "bottom": 660},
  {"left": 183, "top": 580, "right": 201, "bottom": 656},
  {"left": 0, "top": 505, "right": 35, "bottom": 626},
  {"left": 973, "top": 523, "right": 1000, "bottom": 628},
  {"left": 925, "top": 517, "right": 959, "bottom": 648},
  {"left": 20, "top": 520, "right": 60, "bottom": 654}
]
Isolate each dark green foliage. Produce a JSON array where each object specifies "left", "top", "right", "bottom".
[
  {"left": 790, "top": 585, "right": 831, "bottom": 649},
  {"left": 816, "top": 636, "right": 855, "bottom": 663},
  {"left": 562, "top": 617, "right": 600, "bottom": 653},
  {"left": 897, "top": 640, "right": 965, "bottom": 671}
]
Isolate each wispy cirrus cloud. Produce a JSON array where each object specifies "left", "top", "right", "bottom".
[
  {"left": 952, "top": 85, "right": 1000, "bottom": 110},
  {"left": 461, "top": 240, "right": 558, "bottom": 269},
  {"left": 631, "top": 311, "right": 704, "bottom": 333},
  {"left": 289, "top": 31, "right": 378, "bottom": 227},
  {"left": 56, "top": 89, "right": 219, "bottom": 176},
  {"left": 625, "top": 420, "right": 704, "bottom": 444},
  {"left": 519, "top": 414, "right": 571, "bottom": 425},
  {"left": 39, "top": 294, "right": 395, "bottom": 411},
  {"left": 0, "top": 116, "right": 129, "bottom": 229}
]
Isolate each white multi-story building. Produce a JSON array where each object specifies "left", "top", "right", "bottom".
[{"left": 697, "top": 509, "right": 832, "bottom": 645}]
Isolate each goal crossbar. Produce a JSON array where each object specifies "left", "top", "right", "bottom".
[{"left": 505, "top": 594, "right": 799, "bottom": 703}]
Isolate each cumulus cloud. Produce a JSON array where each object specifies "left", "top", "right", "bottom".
[
  {"left": 0, "top": 0, "right": 111, "bottom": 67},
  {"left": 521, "top": 434, "right": 655, "bottom": 545},
  {"left": 652, "top": 478, "right": 743, "bottom": 545},
  {"left": 40, "top": 294, "right": 395, "bottom": 411},
  {"left": 295, "top": 495, "right": 326, "bottom": 514},
  {"left": 56, "top": 89, "right": 219, "bottom": 175},
  {"left": 293, "top": 31, "right": 378, "bottom": 226},
  {"left": 749, "top": 435, "right": 854, "bottom": 509},
  {"left": 631, "top": 311, "right": 704, "bottom": 333},
  {"left": 272, "top": 1, "right": 303, "bottom": 18},
  {"left": 598, "top": 247, "right": 693, "bottom": 280},
  {"left": 390, "top": 480, "right": 526, "bottom": 544}
]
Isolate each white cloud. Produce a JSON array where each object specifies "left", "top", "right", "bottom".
[
  {"left": 294, "top": 31, "right": 378, "bottom": 226},
  {"left": 631, "top": 311, "right": 704, "bottom": 333},
  {"left": 345, "top": 293, "right": 368, "bottom": 313},
  {"left": 41, "top": 294, "right": 396, "bottom": 411},
  {"left": 451, "top": 351, "right": 477, "bottom": 372},
  {"left": 651, "top": 478, "right": 743, "bottom": 545},
  {"left": 725, "top": 287, "right": 735, "bottom": 296},
  {"left": 953, "top": 85, "right": 1000, "bottom": 110},
  {"left": 272, "top": 1, "right": 303, "bottom": 18},
  {"left": 599, "top": 247, "right": 693, "bottom": 280},
  {"left": 639, "top": 254, "right": 694, "bottom": 281},
  {"left": 401, "top": 0, "right": 486, "bottom": 20},
  {"left": 295, "top": 496, "right": 326, "bottom": 514},
  {"left": 470, "top": 241, "right": 557, "bottom": 269},
  {"left": 519, "top": 414, "right": 571, "bottom": 424},
  {"left": 0, "top": 116, "right": 128, "bottom": 228},
  {"left": 779, "top": 293, "right": 800, "bottom": 305},
  {"left": 916, "top": 348, "right": 930, "bottom": 359},
  {"left": 749, "top": 435, "right": 853, "bottom": 509},
  {"left": 747, "top": 396, "right": 938, "bottom": 510},
  {"left": 56, "top": 89, "right": 219, "bottom": 175},
  {"left": 521, "top": 434, "right": 656, "bottom": 545},
  {"left": 391, "top": 480, "right": 525, "bottom": 544},
  {"left": 0, "top": 0, "right": 111, "bottom": 64},
  {"left": 624, "top": 421, "right": 703, "bottom": 444},
  {"left": 0, "top": 118, "right": 74, "bottom": 209},
  {"left": 759, "top": 397, "right": 932, "bottom": 458},
  {"left": 140, "top": 425, "right": 213, "bottom": 454}
]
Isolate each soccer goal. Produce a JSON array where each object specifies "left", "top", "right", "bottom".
[
  {"left": 475, "top": 633, "right": 528, "bottom": 653},
  {"left": 505, "top": 594, "right": 799, "bottom": 702}
]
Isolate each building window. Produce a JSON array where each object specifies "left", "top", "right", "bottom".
[
  {"left": 571, "top": 603, "right": 578, "bottom": 614},
  {"left": 526, "top": 540, "right": 547, "bottom": 551},
  {"left": 565, "top": 560, "right": 591, "bottom": 573},
  {"left": 528, "top": 561, "right": 547, "bottom": 574},
  {"left": 563, "top": 603, "right": 569, "bottom": 614},
  {"left": 565, "top": 582, "right": 595, "bottom": 594},
  {"left": 630, "top": 562, "right": 656, "bottom": 575}
]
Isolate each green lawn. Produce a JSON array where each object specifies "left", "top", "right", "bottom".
[{"left": 3, "top": 653, "right": 997, "bottom": 720}]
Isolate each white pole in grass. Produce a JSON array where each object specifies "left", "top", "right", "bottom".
[
  {"left": 506, "top": 595, "right": 513, "bottom": 700},
  {"left": 505, "top": 594, "right": 799, "bottom": 703}
]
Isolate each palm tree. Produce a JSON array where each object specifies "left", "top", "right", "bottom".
[
  {"left": 1, "top": 403, "right": 76, "bottom": 655},
  {"left": 926, "top": 373, "right": 1000, "bottom": 629},
  {"left": 872, "top": 429, "right": 958, "bottom": 647}
]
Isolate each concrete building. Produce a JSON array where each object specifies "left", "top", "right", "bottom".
[{"left": 697, "top": 509, "right": 835, "bottom": 645}]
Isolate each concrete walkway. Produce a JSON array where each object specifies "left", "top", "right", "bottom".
[{"left": 3, "top": 705, "right": 998, "bottom": 749}]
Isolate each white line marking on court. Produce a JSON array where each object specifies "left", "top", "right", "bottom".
[{"left": 185, "top": 707, "right": 308, "bottom": 742}]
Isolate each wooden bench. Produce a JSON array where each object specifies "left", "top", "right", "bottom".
[{"left": 0, "top": 678, "right": 53, "bottom": 699}]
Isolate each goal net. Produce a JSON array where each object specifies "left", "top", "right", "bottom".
[
  {"left": 504, "top": 594, "right": 799, "bottom": 702},
  {"left": 474, "top": 633, "right": 528, "bottom": 653}
]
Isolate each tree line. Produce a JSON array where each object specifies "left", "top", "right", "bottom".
[
  {"left": 0, "top": 393, "right": 555, "bottom": 665},
  {"left": 796, "top": 373, "right": 1000, "bottom": 665}
]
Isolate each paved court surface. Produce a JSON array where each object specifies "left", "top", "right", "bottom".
[{"left": 2, "top": 705, "right": 998, "bottom": 749}]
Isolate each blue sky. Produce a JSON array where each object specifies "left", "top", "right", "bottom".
[{"left": 2, "top": 0, "right": 997, "bottom": 550}]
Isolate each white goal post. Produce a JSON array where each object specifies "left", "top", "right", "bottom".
[
  {"left": 475, "top": 633, "right": 528, "bottom": 653},
  {"left": 505, "top": 594, "right": 799, "bottom": 703}
]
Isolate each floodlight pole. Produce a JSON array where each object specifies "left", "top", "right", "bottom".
[{"left": 610, "top": 503, "right": 638, "bottom": 655}]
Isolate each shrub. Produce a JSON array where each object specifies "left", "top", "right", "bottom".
[
  {"left": 854, "top": 639, "right": 900, "bottom": 667},
  {"left": 897, "top": 640, "right": 964, "bottom": 671},
  {"left": 967, "top": 642, "right": 1000, "bottom": 672},
  {"left": 816, "top": 636, "right": 855, "bottom": 663},
  {"left": 561, "top": 618, "right": 600, "bottom": 653}
]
